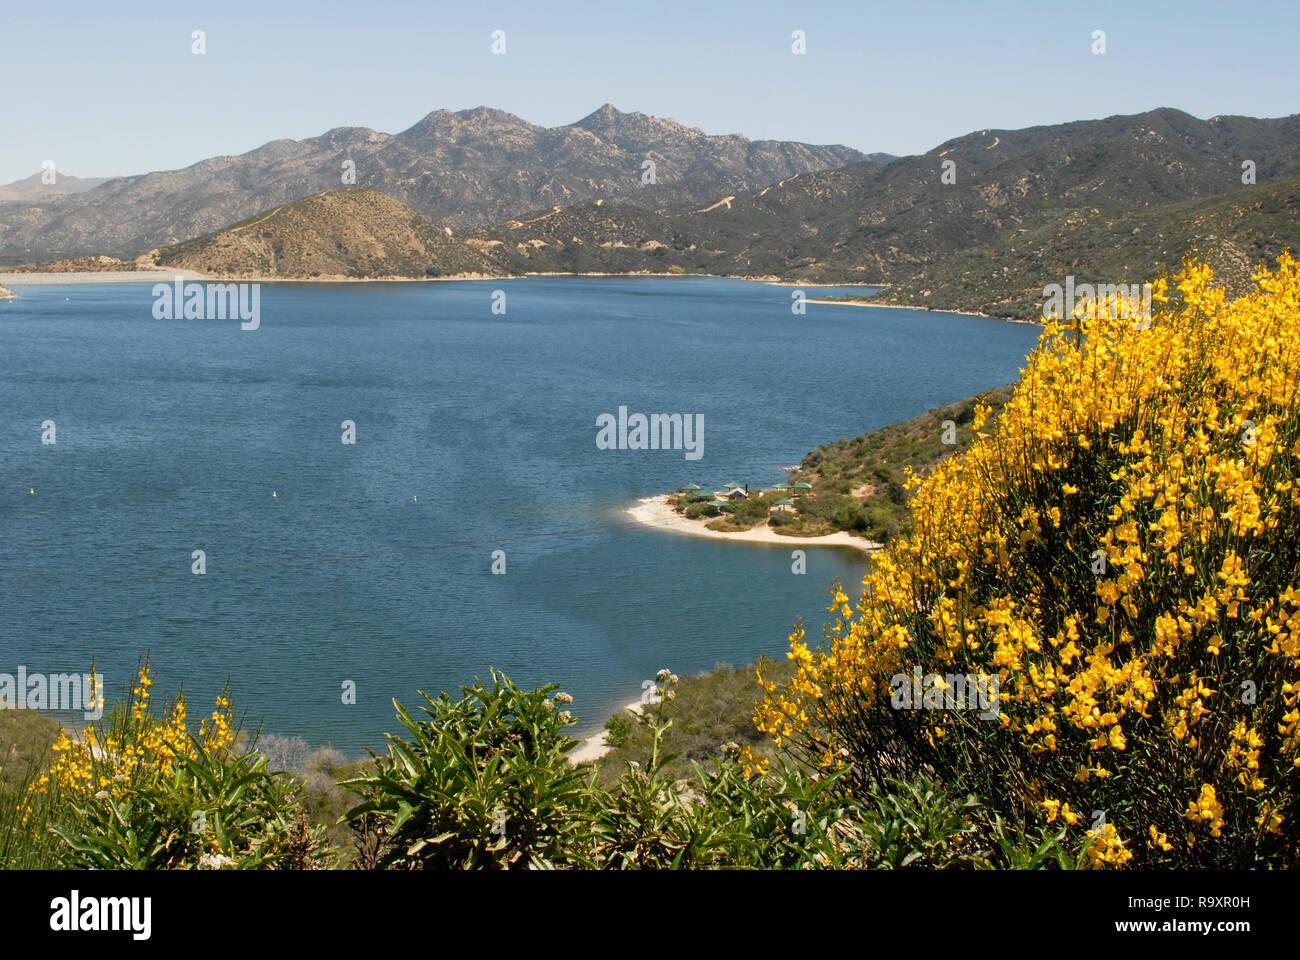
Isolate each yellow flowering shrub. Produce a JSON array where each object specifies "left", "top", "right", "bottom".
[
  {"left": 21, "top": 657, "right": 328, "bottom": 869},
  {"left": 758, "top": 255, "right": 1300, "bottom": 867},
  {"left": 21, "top": 658, "right": 235, "bottom": 824}
]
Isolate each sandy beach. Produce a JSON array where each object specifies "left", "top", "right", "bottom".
[
  {"left": 627, "top": 494, "right": 879, "bottom": 554},
  {"left": 568, "top": 699, "right": 644, "bottom": 765},
  {"left": 808, "top": 297, "right": 996, "bottom": 320},
  {"left": 809, "top": 297, "right": 1044, "bottom": 325}
]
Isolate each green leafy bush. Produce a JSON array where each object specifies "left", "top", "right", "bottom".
[
  {"left": 52, "top": 740, "right": 327, "bottom": 870},
  {"left": 604, "top": 713, "right": 633, "bottom": 749},
  {"left": 343, "top": 671, "right": 599, "bottom": 869}
]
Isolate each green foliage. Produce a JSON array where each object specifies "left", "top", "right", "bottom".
[
  {"left": 978, "top": 816, "right": 1087, "bottom": 871},
  {"left": 854, "top": 776, "right": 982, "bottom": 868},
  {"left": 51, "top": 740, "right": 327, "bottom": 870},
  {"left": 257, "top": 738, "right": 366, "bottom": 867},
  {"left": 727, "top": 493, "right": 774, "bottom": 525},
  {"left": 777, "top": 385, "right": 1013, "bottom": 543},
  {"left": 603, "top": 712, "right": 633, "bottom": 749},
  {"left": 343, "top": 670, "right": 599, "bottom": 869},
  {"left": 0, "top": 711, "right": 68, "bottom": 869},
  {"left": 846, "top": 179, "right": 1300, "bottom": 319},
  {"left": 592, "top": 660, "right": 794, "bottom": 787},
  {"left": 9, "top": 663, "right": 1092, "bottom": 870},
  {"left": 595, "top": 755, "right": 859, "bottom": 869}
]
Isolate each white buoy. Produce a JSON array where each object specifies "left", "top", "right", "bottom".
[
  {"left": 413, "top": 496, "right": 417, "bottom": 503},
  {"left": 29, "top": 488, "right": 34, "bottom": 495},
  {"left": 272, "top": 490, "right": 277, "bottom": 498}
]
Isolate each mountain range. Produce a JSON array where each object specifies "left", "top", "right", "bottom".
[
  {"left": 457, "top": 108, "right": 1300, "bottom": 283},
  {"left": 0, "top": 105, "right": 866, "bottom": 262},
  {"left": 8, "top": 104, "right": 1299, "bottom": 321},
  {"left": 832, "top": 175, "right": 1300, "bottom": 317},
  {"left": 0, "top": 171, "right": 108, "bottom": 203}
]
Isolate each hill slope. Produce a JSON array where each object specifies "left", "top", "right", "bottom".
[
  {"left": 153, "top": 189, "right": 505, "bottom": 279},
  {"left": 461, "top": 108, "right": 1300, "bottom": 285},
  {"left": 0, "top": 105, "right": 866, "bottom": 260},
  {"left": 687, "top": 107, "right": 1300, "bottom": 281},
  {"left": 0, "top": 171, "right": 108, "bottom": 202},
  {"left": 839, "top": 176, "right": 1300, "bottom": 318}
]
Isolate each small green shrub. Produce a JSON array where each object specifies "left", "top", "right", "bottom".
[
  {"left": 343, "top": 671, "right": 599, "bottom": 869},
  {"left": 604, "top": 713, "right": 633, "bottom": 749}
]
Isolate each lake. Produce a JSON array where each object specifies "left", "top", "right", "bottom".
[{"left": 0, "top": 276, "right": 1040, "bottom": 752}]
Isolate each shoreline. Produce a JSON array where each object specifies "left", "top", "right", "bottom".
[
  {"left": 0, "top": 268, "right": 503, "bottom": 286},
  {"left": 568, "top": 699, "right": 644, "bottom": 765},
  {"left": 760, "top": 279, "right": 890, "bottom": 288},
  {"left": 0, "top": 269, "right": 1034, "bottom": 325},
  {"left": 809, "top": 296, "right": 1044, "bottom": 325},
  {"left": 626, "top": 494, "right": 880, "bottom": 554},
  {"left": 0, "top": 269, "right": 885, "bottom": 286},
  {"left": 0, "top": 269, "right": 208, "bottom": 285}
]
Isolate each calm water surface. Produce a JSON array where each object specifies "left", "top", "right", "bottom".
[{"left": 0, "top": 277, "right": 1039, "bottom": 751}]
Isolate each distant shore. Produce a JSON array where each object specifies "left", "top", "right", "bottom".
[
  {"left": 809, "top": 297, "right": 1043, "bottom": 324},
  {"left": 0, "top": 268, "right": 889, "bottom": 287},
  {"left": 627, "top": 494, "right": 879, "bottom": 554},
  {"left": 0, "top": 268, "right": 507, "bottom": 286},
  {"left": 0, "top": 268, "right": 1038, "bottom": 323},
  {"left": 762, "top": 279, "right": 890, "bottom": 288},
  {"left": 0, "top": 269, "right": 207, "bottom": 285}
]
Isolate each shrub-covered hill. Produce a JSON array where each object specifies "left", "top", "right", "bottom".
[
  {"left": 670, "top": 385, "right": 1013, "bottom": 545},
  {"left": 825, "top": 177, "right": 1300, "bottom": 319},
  {"left": 783, "top": 385, "right": 1015, "bottom": 542},
  {"left": 153, "top": 189, "right": 508, "bottom": 280},
  {"left": 8, "top": 255, "right": 139, "bottom": 272}
]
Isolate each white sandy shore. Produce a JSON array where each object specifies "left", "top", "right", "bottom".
[
  {"left": 627, "top": 494, "right": 879, "bottom": 554},
  {"left": 569, "top": 700, "right": 645, "bottom": 765},
  {"left": 809, "top": 297, "right": 1044, "bottom": 325}
]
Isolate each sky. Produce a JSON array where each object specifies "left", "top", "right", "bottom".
[{"left": 3, "top": 0, "right": 1298, "bottom": 184}]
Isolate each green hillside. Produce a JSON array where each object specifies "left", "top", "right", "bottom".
[{"left": 824, "top": 178, "right": 1300, "bottom": 318}]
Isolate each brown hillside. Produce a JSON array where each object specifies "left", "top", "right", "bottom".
[{"left": 154, "top": 189, "right": 508, "bottom": 280}]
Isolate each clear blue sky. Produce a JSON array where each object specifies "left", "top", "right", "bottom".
[{"left": 3, "top": 0, "right": 1297, "bottom": 184}]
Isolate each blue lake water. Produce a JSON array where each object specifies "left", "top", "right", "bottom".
[{"left": 0, "top": 276, "right": 1040, "bottom": 752}]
